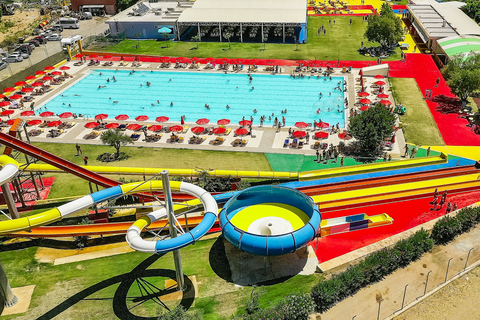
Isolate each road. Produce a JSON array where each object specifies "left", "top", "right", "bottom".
[{"left": 0, "top": 16, "right": 109, "bottom": 83}]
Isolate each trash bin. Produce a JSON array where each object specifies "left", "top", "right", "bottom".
[{"left": 18, "top": 37, "right": 24, "bottom": 44}]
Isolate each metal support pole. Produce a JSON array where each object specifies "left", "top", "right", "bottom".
[
  {"left": 240, "top": 23, "right": 243, "bottom": 43},
  {"left": 263, "top": 256, "right": 267, "bottom": 276},
  {"left": 444, "top": 258, "right": 453, "bottom": 284},
  {"left": 12, "top": 180, "right": 26, "bottom": 208},
  {"left": 400, "top": 284, "right": 408, "bottom": 309},
  {"left": 219, "top": 22, "right": 222, "bottom": 42},
  {"left": 0, "top": 260, "right": 18, "bottom": 308},
  {"left": 377, "top": 299, "right": 383, "bottom": 320},
  {"left": 1, "top": 184, "right": 19, "bottom": 219},
  {"left": 261, "top": 23, "right": 264, "bottom": 42},
  {"left": 198, "top": 23, "right": 201, "bottom": 41},
  {"left": 464, "top": 248, "right": 474, "bottom": 271},
  {"left": 161, "top": 170, "right": 185, "bottom": 291},
  {"left": 283, "top": 23, "right": 285, "bottom": 43},
  {"left": 418, "top": 270, "right": 432, "bottom": 300}
]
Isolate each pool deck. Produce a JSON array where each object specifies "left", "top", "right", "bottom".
[{"left": 10, "top": 61, "right": 405, "bottom": 158}]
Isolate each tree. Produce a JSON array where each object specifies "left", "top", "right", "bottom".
[
  {"left": 191, "top": 35, "right": 200, "bottom": 49},
  {"left": 100, "top": 129, "right": 133, "bottom": 158},
  {"left": 348, "top": 104, "right": 396, "bottom": 157},
  {"left": 223, "top": 32, "right": 232, "bottom": 49},
  {"left": 442, "top": 52, "right": 480, "bottom": 103},
  {"left": 364, "top": 3, "right": 403, "bottom": 48},
  {"left": 262, "top": 36, "right": 267, "bottom": 51},
  {"left": 162, "top": 32, "right": 170, "bottom": 47},
  {"left": 462, "top": 0, "right": 480, "bottom": 23},
  {"left": 116, "top": 0, "right": 138, "bottom": 11}
]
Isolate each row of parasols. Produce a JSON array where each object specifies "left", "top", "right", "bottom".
[{"left": 356, "top": 74, "right": 391, "bottom": 111}]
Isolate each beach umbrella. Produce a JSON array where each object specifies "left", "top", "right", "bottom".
[
  {"left": 21, "top": 87, "right": 34, "bottom": 93},
  {"left": 103, "top": 55, "right": 112, "bottom": 59},
  {"left": 9, "top": 95, "right": 22, "bottom": 100},
  {"left": 35, "top": 70, "right": 45, "bottom": 75},
  {"left": 75, "top": 54, "right": 84, "bottom": 58},
  {"left": 105, "top": 123, "right": 120, "bottom": 129},
  {"left": 158, "top": 26, "right": 172, "bottom": 34},
  {"left": 48, "top": 120, "right": 62, "bottom": 127},
  {"left": 358, "top": 91, "right": 369, "bottom": 97},
  {"left": 196, "top": 118, "right": 209, "bottom": 125},
  {"left": 95, "top": 113, "right": 108, "bottom": 120},
  {"left": 127, "top": 123, "right": 142, "bottom": 131},
  {"left": 0, "top": 101, "right": 10, "bottom": 107},
  {"left": 374, "top": 75, "right": 385, "bottom": 79},
  {"left": 292, "top": 131, "right": 306, "bottom": 138},
  {"left": 360, "top": 106, "right": 369, "bottom": 111},
  {"left": 44, "top": 66, "right": 54, "bottom": 70},
  {"left": 359, "top": 98, "right": 371, "bottom": 104},
  {"left": 315, "top": 131, "right": 328, "bottom": 139},
  {"left": 0, "top": 94, "right": 5, "bottom": 99},
  {"left": 6, "top": 119, "right": 15, "bottom": 125},
  {"left": 31, "top": 82, "right": 43, "bottom": 87},
  {"left": 42, "top": 76, "right": 53, "bottom": 81},
  {"left": 135, "top": 115, "right": 149, "bottom": 121},
  {"left": 191, "top": 126, "right": 205, "bottom": 134},
  {"left": 379, "top": 100, "right": 392, "bottom": 106},
  {"left": 1, "top": 110, "right": 14, "bottom": 116},
  {"left": 15, "top": 81, "right": 27, "bottom": 86},
  {"left": 239, "top": 120, "right": 252, "bottom": 126},
  {"left": 359, "top": 69, "right": 363, "bottom": 76},
  {"left": 59, "top": 112, "right": 73, "bottom": 118},
  {"left": 148, "top": 125, "right": 162, "bottom": 132},
  {"left": 295, "top": 122, "right": 309, "bottom": 128},
  {"left": 316, "top": 121, "right": 330, "bottom": 129},
  {"left": 377, "top": 93, "right": 389, "bottom": 99},
  {"left": 169, "top": 125, "right": 183, "bottom": 132},
  {"left": 27, "top": 119, "right": 42, "bottom": 126},
  {"left": 20, "top": 111, "right": 35, "bottom": 116},
  {"left": 25, "top": 75, "right": 36, "bottom": 80},
  {"left": 60, "top": 66, "right": 70, "bottom": 70},
  {"left": 155, "top": 116, "right": 169, "bottom": 122},
  {"left": 338, "top": 132, "right": 352, "bottom": 140},
  {"left": 89, "top": 54, "right": 98, "bottom": 58},
  {"left": 115, "top": 114, "right": 129, "bottom": 121},
  {"left": 3, "top": 87, "right": 14, "bottom": 92},
  {"left": 51, "top": 71, "right": 62, "bottom": 76},
  {"left": 40, "top": 111, "right": 54, "bottom": 117},
  {"left": 217, "top": 118, "right": 230, "bottom": 125},
  {"left": 375, "top": 81, "right": 386, "bottom": 86},
  {"left": 212, "top": 127, "right": 226, "bottom": 135},
  {"left": 85, "top": 122, "right": 100, "bottom": 129},
  {"left": 235, "top": 128, "right": 249, "bottom": 136}
]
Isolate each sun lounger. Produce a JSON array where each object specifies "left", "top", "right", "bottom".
[
  {"left": 181, "top": 126, "right": 189, "bottom": 134},
  {"left": 83, "top": 131, "right": 100, "bottom": 140},
  {"left": 130, "top": 133, "right": 141, "bottom": 141},
  {"left": 298, "top": 141, "right": 304, "bottom": 149},
  {"left": 312, "top": 141, "right": 320, "bottom": 149},
  {"left": 224, "top": 128, "right": 232, "bottom": 136},
  {"left": 290, "top": 139, "right": 298, "bottom": 148},
  {"left": 241, "top": 139, "right": 248, "bottom": 147},
  {"left": 28, "top": 129, "right": 43, "bottom": 137},
  {"left": 118, "top": 124, "right": 127, "bottom": 131},
  {"left": 283, "top": 139, "right": 289, "bottom": 148}
]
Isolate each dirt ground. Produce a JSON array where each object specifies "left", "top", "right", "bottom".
[
  {"left": 394, "top": 266, "right": 480, "bottom": 320},
  {"left": 0, "top": 9, "right": 41, "bottom": 43}
]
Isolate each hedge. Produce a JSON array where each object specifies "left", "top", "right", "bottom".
[{"left": 431, "top": 206, "right": 480, "bottom": 245}]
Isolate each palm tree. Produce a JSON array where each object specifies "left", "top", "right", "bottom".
[
  {"left": 223, "top": 32, "right": 232, "bottom": 50},
  {"left": 100, "top": 129, "right": 133, "bottom": 158},
  {"left": 192, "top": 35, "right": 200, "bottom": 49}
]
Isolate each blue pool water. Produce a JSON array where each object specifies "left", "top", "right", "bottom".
[{"left": 41, "top": 70, "right": 345, "bottom": 127}]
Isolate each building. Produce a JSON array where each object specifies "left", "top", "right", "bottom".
[{"left": 71, "top": 0, "right": 116, "bottom": 15}]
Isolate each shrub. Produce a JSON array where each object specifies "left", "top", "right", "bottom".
[
  {"left": 157, "top": 306, "right": 204, "bottom": 320},
  {"left": 277, "top": 292, "right": 315, "bottom": 320},
  {"left": 431, "top": 215, "right": 463, "bottom": 245}
]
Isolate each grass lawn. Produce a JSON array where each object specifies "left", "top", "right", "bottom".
[
  {"left": 89, "top": 16, "right": 400, "bottom": 62},
  {"left": 390, "top": 78, "right": 445, "bottom": 146}
]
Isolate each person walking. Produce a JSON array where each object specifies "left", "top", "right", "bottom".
[
  {"left": 83, "top": 156, "right": 89, "bottom": 165},
  {"left": 404, "top": 144, "right": 409, "bottom": 157},
  {"left": 340, "top": 156, "right": 344, "bottom": 166},
  {"left": 75, "top": 143, "right": 82, "bottom": 156},
  {"left": 315, "top": 149, "right": 320, "bottom": 162},
  {"left": 435, "top": 77, "right": 440, "bottom": 87},
  {"left": 410, "top": 146, "right": 417, "bottom": 158}
]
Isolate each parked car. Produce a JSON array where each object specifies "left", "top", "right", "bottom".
[
  {"left": 28, "top": 39, "right": 40, "bottom": 47},
  {"left": 51, "top": 25, "right": 64, "bottom": 32},
  {"left": 3, "top": 53, "right": 23, "bottom": 63},
  {"left": 14, "top": 45, "right": 32, "bottom": 55},
  {"left": 22, "top": 42, "right": 35, "bottom": 51},
  {"left": 39, "top": 29, "right": 53, "bottom": 37},
  {"left": 34, "top": 36, "right": 47, "bottom": 44},
  {"left": 46, "top": 33, "right": 62, "bottom": 41},
  {"left": 0, "top": 61, "right": 8, "bottom": 71},
  {"left": 14, "top": 51, "right": 29, "bottom": 59}
]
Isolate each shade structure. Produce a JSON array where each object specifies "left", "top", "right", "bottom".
[
  {"left": 35, "top": 70, "right": 45, "bottom": 75},
  {"left": 295, "top": 121, "right": 309, "bottom": 128},
  {"left": 25, "top": 75, "right": 36, "bottom": 80},
  {"left": 95, "top": 113, "right": 108, "bottom": 120},
  {"left": 156, "top": 116, "right": 169, "bottom": 122},
  {"left": 292, "top": 131, "right": 306, "bottom": 138},
  {"left": 377, "top": 93, "right": 389, "bottom": 99},
  {"left": 0, "top": 101, "right": 10, "bottom": 107},
  {"left": 115, "top": 114, "right": 129, "bottom": 121},
  {"left": 27, "top": 119, "right": 42, "bottom": 126},
  {"left": 3, "top": 87, "right": 14, "bottom": 92},
  {"left": 358, "top": 91, "right": 370, "bottom": 97},
  {"left": 85, "top": 122, "right": 100, "bottom": 129},
  {"left": 42, "top": 76, "right": 53, "bottom": 81},
  {"left": 316, "top": 121, "right": 330, "bottom": 129},
  {"left": 40, "top": 111, "right": 54, "bottom": 117},
  {"left": 6, "top": 119, "right": 14, "bottom": 125},
  {"left": 338, "top": 132, "right": 352, "bottom": 140},
  {"left": 148, "top": 125, "right": 162, "bottom": 132},
  {"left": 1, "top": 110, "right": 14, "bottom": 116},
  {"left": 379, "top": 100, "right": 392, "bottom": 106},
  {"left": 127, "top": 123, "right": 142, "bottom": 131},
  {"left": 9, "top": 95, "right": 22, "bottom": 100},
  {"left": 169, "top": 125, "right": 183, "bottom": 132},
  {"left": 21, "top": 87, "right": 34, "bottom": 93},
  {"left": 89, "top": 54, "right": 98, "bottom": 58},
  {"left": 217, "top": 118, "right": 230, "bottom": 125},
  {"left": 191, "top": 126, "right": 205, "bottom": 134},
  {"left": 51, "top": 71, "right": 62, "bottom": 76},
  {"left": 135, "top": 115, "right": 149, "bottom": 121},
  {"left": 31, "top": 82, "right": 43, "bottom": 87},
  {"left": 44, "top": 66, "right": 54, "bottom": 70},
  {"left": 235, "top": 128, "right": 249, "bottom": 136},
  {"left": 239, "top": 120, "right": 252, "bottom": 126},
  {"left": 196, "top": 118, "right": 209, "bottom": 125},
  {"left": 103, "top": 55, "right": 112, "bottom": 59},
  {"left": 315, "top": 131, "right": 328, "bottom": 139},
  {"left": 105, "top": 123, "right": 120, "bottom": 129},
  {"left": 375, "top": 81, "right": 386, "bottom": 86},
  {"left": 360, "top": 106, "right": 369, "bottom": 111},
  {"left": 15, "top": 81, "right": 27, "bottom": 86},
  {"left": 0, "top": 94, "right": 4, "bottom": 99},
  {"left": 20, "top": 111, "right": 35, "bottom": 116},
  {"left": 59, "top": 112, "right": 73, "bottom": 118},
  {"left": 374, "top": 75, "right": 385, "bottom": 79},
  {"left": 212, "top": 127, "right": 226, "bottom": 135},
  {"left": 48, "top": 120, "right": 62, "bottom": 127},
  {"left": 359, "top": 98, "right": 371, "bottom": 104},
  {"left": 59, "top": 66, "right": 70, "bottom": 70}
]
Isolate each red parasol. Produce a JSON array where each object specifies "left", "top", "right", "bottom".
[
  {"left": 315, "top": 131, "right": 328, "bottom": 139},
  {"left": 95, "top": 113, "right": 108, "bottom": 120},
  {"left": 295, "top": 122, "right": 309, "bottom": 128},
  {"left": 359, "top": 69, "right": 363, "bottom": 76},
  {"left": 15, "top": 81, "right": 27, "bottom": 86},
  {"left": 191, "top": 126, "right": 205, "bottom": 134},
  {"left": 59, "top": 66, "right": 70, "bottom": 70},
  {"left": 115, "top": 114, "right": 129, "bottom": 121},
  {"left": 359, "top": 98, "right": 371, "bottom": 104},
  {"left": 6, "top": 119, "right": 14, "bottom": 125},
  {"left": 235, "top": 128, "right": 249, "bottom": 136},
  {"left": 85, "top": 122, "right": 100, "bottom": 128},
  {"left": 360, "top": 106, "right": 369, "bottom": 111},
  {"left": 1, "top": 110, "right": 14, "bottom": 116},
  {"left": 212, "top": 127, "right": 226, "bottom": 135},
  {"left": 377, "top": 93, "right": 389, "bottom": 99},
  {"left": 375, "top": 81, "right": 386, "bottom": 86},
  {"left": 89, "top": 54, "right": 98, "bottom": 58},
  {"left": 316, "top": 122, "right": 330, "bottom": 129},
  {"left": 0, "top": 101, "right": 10, "bottom": 107},
  {"left": 196, "top": 118, "right": 209, "bottom": 125},
  {"left": 105, "top": 123, "right": 120, "bottom": 129},
  {"left": 127, "top": 123, "right": 142, "bottom": 131},
  {"left": 148, "top": 125, "right": 162, "bottom": 132},
  {"left": 40, "top": 111, "right": 54, "bottom": 117},
  {"left": 9, "top": 95, "right": 22, "bottom": 100},
  {"left": 379, "top": 100, "right": 392, "bottom": 106},
  {"left": 169, "top": 125, "right": 183, "bottom": 132},
  {"left": 103, "top": 55, "right": 112, "bottom": 59},
  {"left": 48, "top": 120, "right": 62, "bottom": 127},
  {"left": 27, "top": 119, "right": 42, "bottom": 126},
  {"left": 25, "top": 75, "right": 36, "bottom": 80},
  {"left": 358, "top": 91, "right": 369, "bottom": 97},
  {"left": 42, "top": 76, "right": 53, "bottom": 81},
  {"left": 59, "top": 112, "right": 73, "bottom": 118},
  {"left": 20, "top": 111, "right": 35, "bottom": 116},
  {"left": 239, "top": 120, "right": 252, "bottom": 126},
  {"left": 156, "top": 116, "right": 169, "bottom": 122},
  {"left": 338, "top": 132, "right": 352, "bottom": 140},
  {"left": 44, "top": 66, "right": 54, "bottom": 70},
  {"left": 51, "top": 71, "right": 62, "bottom": 76},
  {"left": 31, "top": 82, "right": 43, "bottom": 87},
  {"left": 3, "top": 87, "right": 14, "bottom": 92},
  {"left": 292, "top": 131, "right": 306, "bottom": 138},
  {"left": 374, "top": 75, "right": 385, "bottom": 79},
  {"left": 217, "top": 119, "right": 230, "bottom": 125},
  {"left": 21, "top": 87, "right": 34, "bottom": 93},
  {"left": 135, "top": 115, "right": 149, "bottom": 121},
  {"left": 35, "top": 70, "right": 45, "bottom": 75}
]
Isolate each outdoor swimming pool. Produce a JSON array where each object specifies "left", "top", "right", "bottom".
[{"left": 41, "top": 70, "right": 346, "bottom": 127}]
